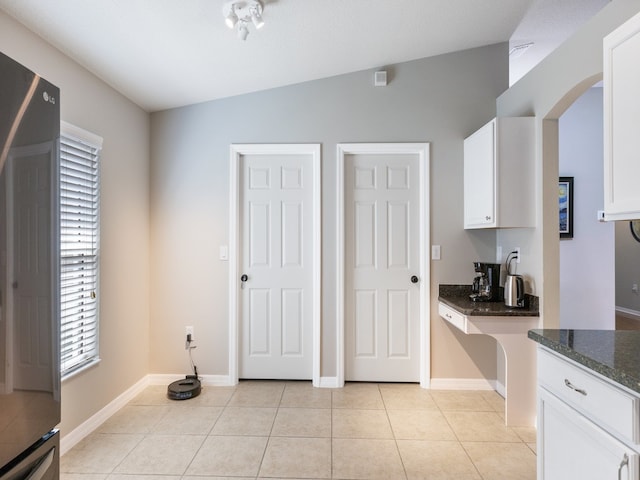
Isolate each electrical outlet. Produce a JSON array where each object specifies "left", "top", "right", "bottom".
[
  {"left": 633, "top": 284, "right": 638, "bottom": 295},
  {"left": 515, "top": 247, "right": 521, "bottom": 263},
  {"left": 186, "top": 326, "right": 194, "bottom": 337}
]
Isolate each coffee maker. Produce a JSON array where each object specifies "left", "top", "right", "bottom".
[{"left": 470, "top": 262, "right": 501, "bottom": 302}]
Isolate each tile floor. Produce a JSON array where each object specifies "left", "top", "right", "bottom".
[{"left": 61, "top": 381, "right": 537, "bottom": 480}]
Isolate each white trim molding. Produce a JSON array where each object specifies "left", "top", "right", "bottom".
[
  {"left": 429, "top": 378, "right": 498, "bottom": 391},
  {"left": 616, "top": 306, "right": 640, "bottom": 320},
  {"left": 228, "top": 144, "right": 322, "bottom": 386},
  {"left": 147, "top": 374, "right": 233, "bottom": 387},
  {"left": 336, "top": 143, "right": 431, "bottom": 388},
  {"left": 318, "top": 376, "right": 341, "bottom": 388}
]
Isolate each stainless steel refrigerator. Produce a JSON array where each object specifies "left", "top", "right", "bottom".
[{"left": 0, "top": 51, "right": 61, "bottom": 480}]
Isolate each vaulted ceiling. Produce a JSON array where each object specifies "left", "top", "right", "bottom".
[{"left": 0, "top": 0, "right": 609, "bottom": 112}]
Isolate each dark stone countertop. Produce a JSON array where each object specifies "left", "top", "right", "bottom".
[
  {"left": 438, "top": 284, "right": 539, "bottom": 317},
  {"left": 528, "top": 329, "right": 640, "bottom": 395}
]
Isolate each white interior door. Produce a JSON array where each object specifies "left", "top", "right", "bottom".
[
  {"left": 238, "top": 149, "right": 316, "bottom": 380},
  {"left": 8, "top": 144, "right": 55, "bottom": 392},
  {"left": 344, "top": 150, "right": 422, "bottom": 382}
]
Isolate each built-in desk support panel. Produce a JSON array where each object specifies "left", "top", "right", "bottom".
[{"left": 438, "top": 285, "right": 540, "bottom": 427}]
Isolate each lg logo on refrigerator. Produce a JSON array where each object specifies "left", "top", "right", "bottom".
[{"left": 42, "top": 91, "right": 56, "bottom": 104}]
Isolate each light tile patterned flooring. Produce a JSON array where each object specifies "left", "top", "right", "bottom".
[{"left": 61, "top": 381, "right": 537, "bottom": 480}]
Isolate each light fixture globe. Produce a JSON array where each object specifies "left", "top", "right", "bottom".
[
  {"left": 225, "top": 9, "right": 238, "bottom": 29},
  {"left": 222, "top": 0, "right": 264, "bottom": 40},
  {"left": 250, "top": 5, "right": 264, "bottom": 29}
]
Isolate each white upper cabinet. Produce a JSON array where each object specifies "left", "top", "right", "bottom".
[
  {"left": 464, "top": 117, "right": 535, "bottom": 229},
  {"left": 603, "top": 11, "right": 640, "bottom": 221}
]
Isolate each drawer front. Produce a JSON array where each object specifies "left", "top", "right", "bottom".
[
  {"left": 438, "top": 303, "right": 467, "bottom": 333},
  {"left": 538, "top": 347, "right": 639, "bottom": 443}
]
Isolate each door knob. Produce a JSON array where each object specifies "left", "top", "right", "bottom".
[
  {"left": 410, "top": 275, "right": 419, "bottom": 284},
  {"left": 240, "top": 274, "right": 248, "bottom": 282}
]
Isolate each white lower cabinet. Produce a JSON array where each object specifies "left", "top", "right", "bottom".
[
  {"left": 537, "top": 347, "right": 640, "bottom": 479},
  {"left": 539, "top": 388, "right": 638, "bottom": 479}
]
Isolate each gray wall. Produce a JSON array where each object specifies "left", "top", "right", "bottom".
[
  {"left": 558, "top": 87, "right": 615, "bottom": 329},
  {"left": 150, "top": 44, "right": 509, "bottom": 382}
]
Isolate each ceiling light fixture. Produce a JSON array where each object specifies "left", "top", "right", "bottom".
[{"left": 222, "top": 0, "right": 265, "bottom": 41}]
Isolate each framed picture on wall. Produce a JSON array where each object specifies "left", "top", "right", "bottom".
[{"left": 559, "top": 176, "right": 574, "bottom": 239}]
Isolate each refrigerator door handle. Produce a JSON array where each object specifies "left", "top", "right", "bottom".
[{"left": 25, "top": 447, "right": 55, "bottom": 480}]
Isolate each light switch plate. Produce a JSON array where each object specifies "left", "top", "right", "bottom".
[
  {"left": 431, "top": 245, "right": 441, "bottom": 260},
  {"left": 219, "top": 245, "right": 228, "bottom": 261}
]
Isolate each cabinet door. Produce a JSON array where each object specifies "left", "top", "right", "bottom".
[
  {"left": 464, "top": 119, "right": 496, "bottom": 228},
  {"left": 539, "top": 388, "right": 638, "bottom": 480},
  {"left": 603, "top": 11, "right": 640, "bottom": 221}
]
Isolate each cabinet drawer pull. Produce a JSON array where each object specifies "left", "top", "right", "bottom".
[
  {"left": 618, "top": 453, "right": 629, "bottom": 480},
  {"left": 564, "top": 379, "right": 587, "bottom": 396}
]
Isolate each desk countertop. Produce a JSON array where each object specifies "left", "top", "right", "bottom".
[{"left": 438, "top": 284, "right": 539, "bottom": 317}]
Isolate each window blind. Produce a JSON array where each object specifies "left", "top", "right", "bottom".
[{"left": 60, "top": 124, "right": 102, "bottom": 377}]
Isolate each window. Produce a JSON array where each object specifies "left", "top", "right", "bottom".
[{"left": 60, "top": 122, "right": 102, "bottom": 377}]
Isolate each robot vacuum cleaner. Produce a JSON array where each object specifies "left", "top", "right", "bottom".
[
  {"left": 167, "top": 375, "right": 201, "bottom": 400},
  {"left": 167, "top": 333, "right": 201, "bottom": 400}
]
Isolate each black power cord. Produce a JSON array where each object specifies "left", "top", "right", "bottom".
[
  {"left": 505, "top": 250, "right": 519, "bottom": 275},
  {"left": 185, "top": 334, "right": 199, "bottom": 379}
]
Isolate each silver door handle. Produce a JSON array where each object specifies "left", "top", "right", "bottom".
[
  {"left": 26, "top": 447, "right": 55, "bottom": 480},
  {"left": 618, "top": 453, "right": 629, "bottom": 480},
  {"left": 564, "top": 379, "right": 587, "bottom": 396}
]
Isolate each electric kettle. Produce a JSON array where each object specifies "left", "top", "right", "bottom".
[{"left": 504, "top": 274, "right": 525, "bottom": 308}]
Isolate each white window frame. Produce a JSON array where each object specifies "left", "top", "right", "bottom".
[{"left": 60, "top": 121, "right": 102, "bottom": 379}]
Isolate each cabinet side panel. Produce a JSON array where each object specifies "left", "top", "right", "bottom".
[{"left": 496, "top": 117, "right": 536, "bottom": 228}]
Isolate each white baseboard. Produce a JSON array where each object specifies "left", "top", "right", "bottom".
[
  {"left": 616, "top": 306, "right": 640, "bottom": 320},
  {"left": 429, "top": 378, "right": 497, "bottom": 391},
  {"left": 494, "top": 380, "right": 505, "bottom": 398},
  {"left": 317, "top": 376, "right": 341, "bottom": 388},
  {"left": 60, "top": 375, "right": 150, "bottom": 456},
  {"left": 317, "top": 377, "right": 498, "bottom": 391},
  {"left": 147, "top": 373, "right": 233, "bottom": 386}
]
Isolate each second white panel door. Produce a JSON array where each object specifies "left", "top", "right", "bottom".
[
  {"left": 239, "top": 152, "right": 313, "bottom": 379},
  {"left": 345, "top": 152, "right": 421, "bottom": 382}
]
